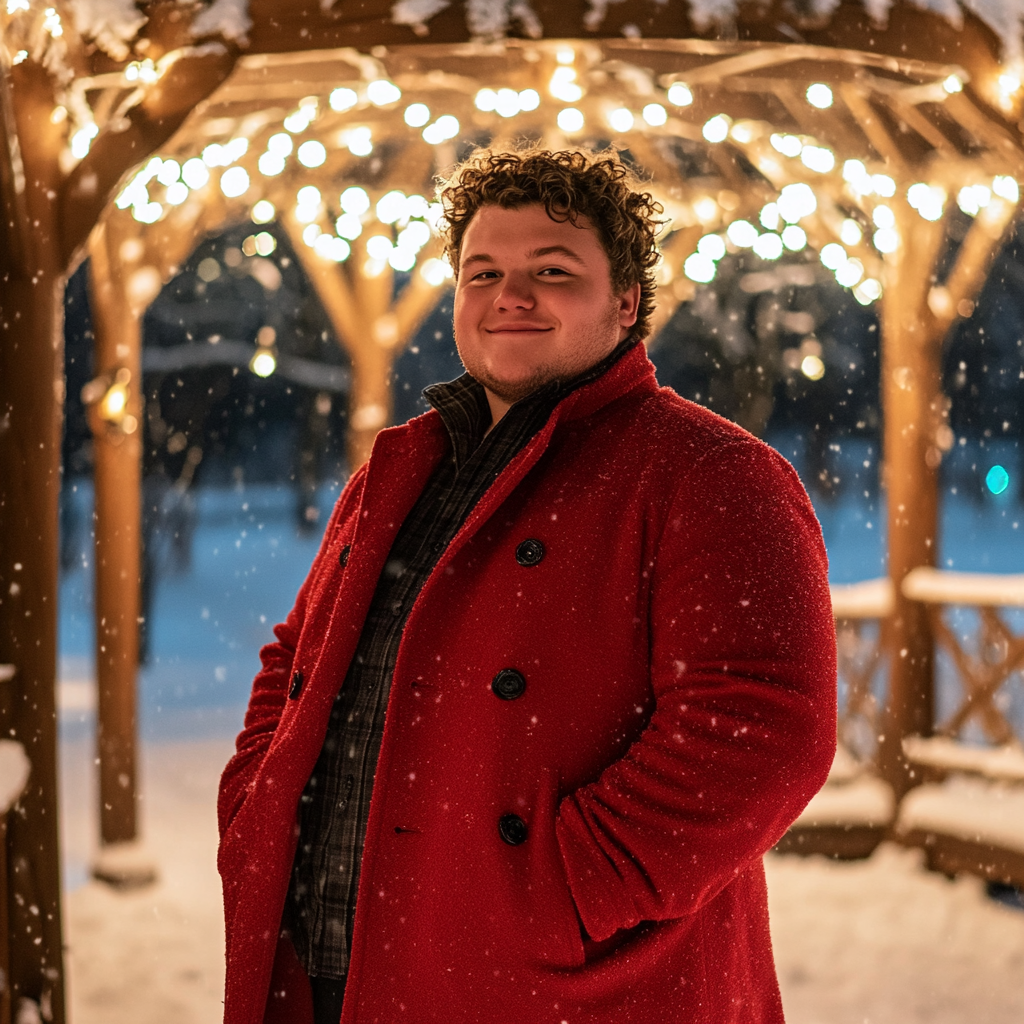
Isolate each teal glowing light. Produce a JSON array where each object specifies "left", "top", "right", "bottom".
[{"left": 986, "top": 464, "right": 1010, "bottom": 495}]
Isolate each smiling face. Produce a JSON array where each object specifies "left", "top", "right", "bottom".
[{"left": 453, "top": 203, "right": 641, "bottom": 424}]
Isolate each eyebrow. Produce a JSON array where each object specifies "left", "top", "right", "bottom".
[{"left": 461, "top": 245, "right": 587, "bottom": 269}]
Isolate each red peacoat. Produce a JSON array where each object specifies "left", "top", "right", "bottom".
[{"left": 218, "top": 342, "right": 837, "bottom": 1024}]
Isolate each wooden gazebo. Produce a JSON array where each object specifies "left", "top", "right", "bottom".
[{"left": 2, "top": 1, "right": 1024, "bottom": 1020}]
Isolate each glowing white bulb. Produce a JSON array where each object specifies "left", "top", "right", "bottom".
[
  {"left": 405, "top": 103, "right": 430, "bottom": 127},
  {"left": 251, "top": 200, "right": 276, "bottom": 224},
  {"left": 801, "top": 145, "right": 835, "bottom": 173},
  {"left": 777, "top": 183, "right": 817, "bottom": 223},
  {"left": 697, "top": 234, "right": 726, "bottom": 261},
  {"left": 389, "top": 248, "right": 417, "bottom": 272},
  {"left": 330, "top": 88, "right": 358, "bottom": 111},
  {"left": 340, "top": 186, "right": 370, "bottom": 215},
  {"left": 752, "top": 233, "right": 783, "bottom": 260},
  {"left": 250, "top": 350, "right": 276, "bottom": 377},
  {"left": 297, "top": 140, "right": 327, "bottom": 168},
  {"left": 906, "top": 182, "right": 945, "bottom": 221},
  {"left": 781, "top": 225, "right": 807, "bottom": 251},
  {"left": 397, "top": 221, "right": 431, "bottom": 250},
  {"left": 421, "top": 258, "right": 453, "bottom": 286},
  {"left": 367, "top": 79, "right": 401, "bottom": 106},
  {"left": 157, "top": 160, "right": 180, "bottom": 186},
  {"left": 220, "top": 167, "right": 249, "bottom": 198},
  {"left": 642, "top": 103, "right": 667, "bottom": 127},
  {"left": 820, "top": 243, "right": 847, "bottom": 270},
  {"left": 267, "top": 133, "right": 293, "bottom": 157},
  {"left": 872, "top": 205, "right": 895, "bottom": 229},
  {"left": 366, "top": 235, "right": 394, "bottom": 261},
  {"left": 557, "top": 108, "right": 584, "bottom": 132},
  {"left": 770, "top": 133, "right": 802, "bottom": 158},
  {"left": 165, "top": 181, "right": 189, "bottom": 205},
  {"left": 683, "top": 253, "right": 716, "bottom": 283},
  {"left": 336, "top": 213, "right": 363, "bottom": 240},
  {"left": 759, "top": 203, "right": 780, "bottom": 231},
  {"left": 608, "top": 108, "right": 634, "bottom": 133},
  {"left": 806, "top": 83, "right": 833, "bottom": 108},
  {"left": 550, "top": 67, "right": 583, "bottom": 103},
  {"left": 801, "top": 354, "right": 825, "bottom": 380},
  {"left": 474, "top": 89, "right": 497, "bottom": 112},
  {"left": 495, "top": 88, "right": 521, "bottom": 117},
  {"left": 835, "top": 258, "right": 864, "bottom": 287},
  {"left": 667, "top": 83, "right": 693, "bottom": 107},
  {"left": 258, "top": 153, "right": 285, "bottom": 177},
  {"left": 702, "top": 115, "right": 730, "bottom": 143},
  {"left": 181, "top": 158, "right": 209, "bottom": 189},
  {"left": 993, "top": 175, "right": 1020, "bottom": 202},
  {"left": 873, "top": 227, "right": 899, "bottom": 253},
  {"left": 377, "top": 190, "right": 409, "bottom": 224},
  {"left": 347, "top": 127, "right": 373, "bottom": 156},
  {"left": 872, "top": 174, "right": 896, "bottom": 198},
  {"left": 840, "top": 219, "right": 863, "bottom": 245},
  {"left": 854, "top": 278, "right": 882, "bottom": 304},
  {"left": 726, "top": 220, "right": 758, "bottom": 247}
]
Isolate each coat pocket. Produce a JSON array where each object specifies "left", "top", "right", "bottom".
[{"left": 526, "top": 768, "right": 586, "bottom": 969}]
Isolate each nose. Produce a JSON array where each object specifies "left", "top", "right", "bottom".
[{"left": 494, "top": 270, "right": 535, "bottom": 312}]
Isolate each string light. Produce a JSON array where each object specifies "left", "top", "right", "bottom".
[
  {"left": 667, "top": 83, "right": 693, "bottom": 106},
  {"left": 702, "top": 115, "right": 730, "bottom": 143},
  {"left": 297, "top": 140, "right": 327, "bottom": 168},
  {"left": 405, "top": 103, "right": 430, "bottom": 126},
  {"left": 556, "top": 108, "right": 584, "bottom": 132},
  {"left": 642, "top": 103, "right": 667, "bottom": 127},
  {"left": 251, "top": 200, "right": 276, "bottom": 224},
  {"left": 608, "top": 108, "right": 634, "bottom": 132},
  {"left": 330, "top": 88, "right": 358, "bottom": 111},
  {"left": 806, "top": 83, "right": 833, "bottom": 108}
]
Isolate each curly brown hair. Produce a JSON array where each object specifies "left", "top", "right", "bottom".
[{"left": 437, "top": 148, "right": 664, "bottom": 339}]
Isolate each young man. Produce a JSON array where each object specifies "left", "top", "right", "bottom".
[{"left": 218, "top": 149, "right": 836, "bottom": 1024}]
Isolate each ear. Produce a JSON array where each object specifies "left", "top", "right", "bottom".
[{"left": 617, "top": 282, "right": 642, "bottom": 329}]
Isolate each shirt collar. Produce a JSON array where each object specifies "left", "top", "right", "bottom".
[{"left": 424, "top": 336, "right": 639, "bottom": 470}]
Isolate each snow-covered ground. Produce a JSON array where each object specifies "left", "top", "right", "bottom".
[{"left": 60, "top": 734, "right": 1024, "bottom": 1024}]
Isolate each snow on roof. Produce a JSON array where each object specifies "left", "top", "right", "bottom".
[
  {"left": 392, "top": 0, "right": 1024, "bottom": 61},
  {"left": 67, "top": 0, "right": 147, "bottom": 61},
  {"left": 0, "top": 739, "right": 30, "bottom": 815},
  {"left": 190, "top": 0, "right": 252, "bottom": 45}
]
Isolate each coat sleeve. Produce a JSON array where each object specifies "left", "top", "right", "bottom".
[
  {"left": 555, "top": 438, "right": 836, "bottom": 942},
  {"left": 216, "top": 463, "right": 369, "bottom": 839}
]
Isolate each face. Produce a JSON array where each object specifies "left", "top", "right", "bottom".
[{"left": 453, "top": 203, "right": 641, "bottom": 408}]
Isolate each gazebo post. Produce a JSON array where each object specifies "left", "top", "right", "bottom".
[
  {"left": 0, "top": 59, "right": 69, "bottom": 1024},
  {"left": 284, "top": 218, "right": 446, "bottom": 469},
  {"left": 86, "top": 224, "right": 146, "bottom": 854},
  {"left": 877, "top": 209, "right": 946, "bottom": 794}
]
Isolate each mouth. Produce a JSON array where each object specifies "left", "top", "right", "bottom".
[{"left": 484, "top": 324, "right": 553, "bottom": 334}]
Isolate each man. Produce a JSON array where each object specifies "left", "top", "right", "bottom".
[{"left": 218, "top": 149, "right": 836, "bottom": 1024}]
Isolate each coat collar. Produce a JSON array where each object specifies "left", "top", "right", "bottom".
[{"left": 346, "top": 341, "right": 658, "bottom": 597}]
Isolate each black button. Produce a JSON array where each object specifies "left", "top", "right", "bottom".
[
  {"left": 515, "top": 538, "right": 545, "bottom": 567},
  {"left": 492, "top": 668, "right": 526, "bottom": 701},
  {"left": 288, "top": 670, "right": 304, "bottom": 699},
  {"left": 498, "top": 813, "right": 528, "bottom": 846},
  {"left": 339, "top": 544, "right": 351, "bottom": 567}
]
